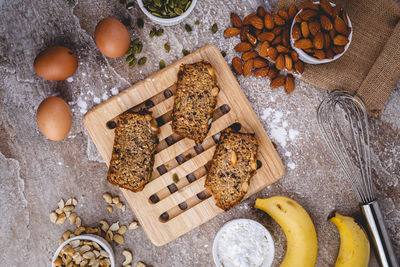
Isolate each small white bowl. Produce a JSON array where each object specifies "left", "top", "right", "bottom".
[
  {"left": 290, "top": 2, "right": 352, "bottom": 64},
  {"left": 137, "top": 0, "right": 197, "bottom": 26},
  {"left": 212, "top": 219, "right": 275, "bottom": 267},
  {"left": 51, "top": 234, "right": 115, "bottom": 267}
]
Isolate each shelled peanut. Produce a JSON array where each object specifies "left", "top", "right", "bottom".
[
  {"left": 224, "top": 5, "right": 304, "bottom": 93},
  {"left": 292, "top": 0, "right": 351, "bottom": 59}
]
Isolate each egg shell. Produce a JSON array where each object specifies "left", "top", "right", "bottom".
[
  {"left": 34, "top": 46, "right": 78, "bottom": 81},
  {"left": 94, "top": 17, "right": 130, "bottom": 58},
  {"left": 36, "top": 96, "right": 72, "bottom": 141}
]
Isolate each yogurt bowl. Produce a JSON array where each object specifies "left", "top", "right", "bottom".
[{"left": 213, "top": 219, "right": 275, "bottom": 267}]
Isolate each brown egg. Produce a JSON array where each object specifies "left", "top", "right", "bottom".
[
  {"left": 94, "top": 17, "right": 130, "bottom": 58},
  {"left": 36, "top": 96, "right": 72, "bottom": 141},
  {"left": 34, "top": 46, "right": 78, "bottom": 81}
]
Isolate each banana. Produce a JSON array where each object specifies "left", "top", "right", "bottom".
[
  {"left": 329, "top": 212, "right": 370, "bottom": 267},
  {"left": 255, "top": 196, "right": 318, "bottom": 267}
]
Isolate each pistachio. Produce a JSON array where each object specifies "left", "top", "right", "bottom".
[
  {"left": 149, "top": 28, "right": 156, "bottom": 38},
  {"left": 129, "top": 59, "right": 137, "bottom": 68}
]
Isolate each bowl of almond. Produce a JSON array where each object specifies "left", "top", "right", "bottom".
[
  {"left": 52, "top": 234, "right": 115, "bottom": 267},
  {"left": 290, "top": 0, "right": 352, "bottom": 64}
]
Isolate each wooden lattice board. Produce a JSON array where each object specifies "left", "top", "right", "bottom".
[{"left": 83, "top": 44, "right": 285, "bottom": 246}]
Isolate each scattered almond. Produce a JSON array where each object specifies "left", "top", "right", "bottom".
[
  {"left": 253, "top": 58, "right": 267, "bottom": 68},
  {"left": 285, "top": 74, "right": 295, "bottom": 93},
  {"left": 275, "top": 54, "right": 285, "bottom": 70},
  {"left": 231, "top": 13, "right": 243, "bottom": 28},
  {"left": 232, "top": 57, "right": 243, "bottom": 75},
  {"left": 284, "top": 54, "right": 293, "bottom": 71},
  {"left": 268, "top": 67, "right": 278, "bottom": 79},
  {"left": 273, "top": 13, "right": 285, "bottom": 26},
  {"left": 268, "top": 46, "right": 278, "bottom": 60},
  {"left": 298, "top": 1, "right": 319, "bottom": 11},
  {"left": 288, "top": 5, "right": 298, "bottom": 20},
  {"left": 264, "top": 13, "right": 274, "bottom": 29},
  {"left": 234, "top": 42, "right": 252, "bottom": 52},
  {"left": 243, "top": 59, "right": 254, "bottom": 76},
  {"left": 294, "top": 61, "right": 304, "bottom": 74},
  {"left": 257, "top": 32, "right": 275, "bottom": 42},
  {"left": 259, "top": 42, "right": 269, "bottom": 58},
  {"left": 224, "top": 27, "right": 240, "bottom": 38},
  {"left": 270, "top": 76, "right": 285, "bottom": 88},
  {"left": 253, "top": 67, "right": 269, "bottom": 77},
  {"left": 249, "top": 16, "right": 264, "bottom": 29}
]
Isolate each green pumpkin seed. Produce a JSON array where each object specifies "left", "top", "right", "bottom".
[
  {"left": 149, "top": 28, "right": 156, "bottom": 38},
  {"left": 185, "top": 24, "right": 192, "bottom": 33},
  {"left": 142, "top": 0, "right": 192, "bottom": 18},
  {"left": 126, "top": 54, "right": 135, "bottom": 63},
  {"left": 172, "top": 173, "right": 179, "bottom": 183},
  {"left": 159, "top": 60, "right": 166, "bottom": 69},
  {"left": 156, "top": 29, "right": 164, "bottom": 36},
  {"left": 126, "top": 2, "right": 134, "bottom": 10},
  {"left": 211, "top": 23, "right": 218, "bottom": 34},
  {"left": 182, "top": 49, "right": 190, "bottom": 56},
  {"left": 174, "top": 7, "right": 183, "bottom": 15},
  {"left": 137, "top": 18, "right": 144, "bottom": 28},
  {"left": 221, "top": 51, "right": 227, "bottom": 57},
  {"left": 138, "top": 57, "right": 147, "bottom": 65},
  {"left": 164, "top": 42, "right": 171, "bottom": 52},
  {"left": 129, "top": 58, "right": 137, "bottom": 68},
  {"left": 195, "top": 20, "right": 200, "bottom": 25}
]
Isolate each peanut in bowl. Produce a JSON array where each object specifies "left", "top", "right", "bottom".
[{"left": 290, "top": 1, "right": 353, "bottom": 64}]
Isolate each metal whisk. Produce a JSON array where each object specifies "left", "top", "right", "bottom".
[{"left": 317, "top": 91, "right": 399, "bottom": 267}]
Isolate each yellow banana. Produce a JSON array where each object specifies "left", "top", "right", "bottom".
[
  {"left": 329, "top": 212, "right": 370, "bottom": 267},
  {"left": 255, "top": 196, "right": 318, "bottom": 267}
]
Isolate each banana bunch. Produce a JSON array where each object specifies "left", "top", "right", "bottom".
[{"left": 255, "top": 196, "right": 370, "bottom": 267}]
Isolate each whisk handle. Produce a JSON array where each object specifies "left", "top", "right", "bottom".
[{"left": 361, "top": 201, "right": 399, "bottom": 267}]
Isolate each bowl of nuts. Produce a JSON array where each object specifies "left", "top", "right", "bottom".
[
  {"left": 137, "top": 0, "right": 198, "bottom": 26},
  {"left": 52, "top": 234, "right": 115, "bottom": 267},
  {"left": 290, "top": 1, "right": 352, "bottom": 64}
]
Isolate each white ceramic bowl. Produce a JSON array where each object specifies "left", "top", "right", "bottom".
[
  {"left": 51, "top": 234, "right": 115, "bottom": 267},
  {"left": 212, "top": 219, "right": 275, "bottom": 267},
  {"left": 137, "top": 0, "right": 197, "bottom": 26},
  {"left": 290, "top": 2, "right": 352, "bottom": 64}
]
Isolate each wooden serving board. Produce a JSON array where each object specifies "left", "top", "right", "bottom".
[{"left": 83, "top": 44, "right": 285, "bottom": 246}]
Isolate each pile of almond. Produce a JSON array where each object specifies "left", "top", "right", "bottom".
[
  {"left": 292, "top": 0, "right": 351, "bottom": 59},
  {"left": 225, "top": 5, "right": 303, "bottom": 93}
]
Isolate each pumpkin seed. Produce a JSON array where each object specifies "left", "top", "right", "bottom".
[
  {"left": 126, "top": 54, "right": 135, "bottom": 63},
  {"left": 149, "top": 28, "right": 156, "bottom": 38},
  {"left": 155, "top": 28, "right": 164, "bottom": 36},
  {"left": 122, "top": 18, "right": 131, "bottom": 27},
  {"left": 211, "top": 23, "right": 218, "bottom": 33},
  {"left": 195, "top": 20, "right": 200, "bottom": 25},
  {"left": 137, "top": 18, "right": 144, "bottom": 28},
  {"left": 182, "top": 49, "right": 190, "bottom": 56},
  {"left": 159, "top": 60, "right": 166, "bottom": 69},
  {"left": 172, "top": 173, "right": 179, "bottom": 183},
  {"left": 221, "top": 51, "right": 227, "bottom": 57},
  {"left": 138, "top": 57, "right": 147, "bottom": 65},
  {"left": 126, "top": 2, "right": 134, "bottom": 10},
  {"left": 185, "top": 24, "right": 192, "bottom": 33},
  {"left": 142, "top": 0, "right": 192, "bottom": 18},
  {"left": 164, "top": 42, "right": 171, "bottom": 52},
  {"left": 129, "top": 59, "right": 137, "bottom": 68}
]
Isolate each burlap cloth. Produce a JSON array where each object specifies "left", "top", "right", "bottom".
[{"left": 275, "top": 0, "right": 400, "bottom": 115}]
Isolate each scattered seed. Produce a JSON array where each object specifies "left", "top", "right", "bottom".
[
  {"left": 195, "top": 20, "right": 200, "bottom": 25},
  {"left": 159, "top": 60, "right": 166, "bottom": 69},
  {"left": 137, "top": 18, "right": 144, "bottom": 28},
  {"left": 149, "top": 28, "right": 156, "bottom": 38},
  {"left": 126, "top": 54, "right": 136, "bottom": 63},
  {"left": 164, "top": 42, "right": 171, "bottom": 52},
  {"left": 155, "top": 28, "right": 164, "bottom": 36},
  {"left": 121, "top": 204, "right": 126, "bottom": 212},
  {"left": 221, "top": 51, "right": 227, "bottom": 57},
  {"left": 211, "top": 23, "right": 218, "bottom": 33},
  {"left": 126, "top": 2, "right": 135, "bottom": 10},
  {"left": 182, "top": 49, "right": 190, "bottom": 56},
  {"left": 138, "top": 57, "right": 147, "bottom": 65},
  {"left": 172, "top": 173, "right": 179, "bottom": 183},
  {"left": 137, "top": 261, "right": 147, "bottom": 267},
  {"left": 129, "top": 58, "right": 137, "bottom": 68},
  {"left": 185, "top": 24, "right": 192, "bottom": 32},
  {"left": 129, "top": 221, "right": 139, "bottom": 230},
  {"left": 65, "top": 198, "right": 73, "bottom": 206}
]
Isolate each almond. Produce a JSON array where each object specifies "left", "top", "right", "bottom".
[
  {"left": 326, "top": 49, "right": 334, "bottom": 59},
  {"left": 250, "top": 16, "right": 264, "bottom": 29},
  {"left": 295, "top": 61, "right": 304, "bottom": 74},
  {"left": 258, "top": 32, "right": 275, "bottom": 42},
  {"left": 292, "top": 24, "right": 301, "bottom": 40},
  {"left": 324, "top": 33, "right": 331, "bottom": 49},
  {"left": 294, "top": 38, "right": 313, "bottom": 49},
  {"left": 313, "top": 49, "right": 325, "bottom": 59},
  {"left": 253, "top": 67, "right": 269, "bottom": 77},
  {"left": 257, "top": 6, "right": 266, "bottom": 17},
  {"left": 268, "top": 46, "right": 278, "bottom": 60},
  {"left": 275, "top": 54, "right": 285, "bottom": 70},
  {"left": 320, "top": 1, "right": 333, "bottom": 17},
  {"left": 342, "top": 12, "right": 349, "bottom": 27},
  {"left": 285, "top": 54, "right": 293, "bottom": 71},
  {"left": 320, "top": 15, "right": 333, "bottom": 31},
  {"left": 246, "top": 32, "right": 257, "bottom": 46},
  {"left": 333, "top": 35, "right": 349, "bottom": 46},
  {"left": 334, "top": 17, "right": 347, "bottom": 35},
  {"left": 243, "top": 13, "right": 257, "bottom": 25},
  {"left": 313, "top": 31, "right": 324, "bottom": 50},
  {"left": 291, "top": 50, "right": 299, "bottom": 62},
  {"left": 278, "top": 9, "right": 289, "bottom": 21},
  {"left": 301, "top": 21, "right": 310, "bottom": 38},
  {"left": 285, "top": 74, "right": 295, "bottom": 93},
  {"left": 329, "top": 29, "right": 336, "bottom": 39},
  {"left": 295, "top": 15, "right": 302, "bottom": 23},
  {"left": 273, "top": 13, "right": 286, "bottom": 26},
  {"left": 243, "top": 59, "right": 254, "bottom": 76},
  {"left": 273, "top": 27, "right": 283, "bottom": 35},
  {"left": 272, "top": 35, "right": 282, "bottom": 45},
  {"left": 268, "top": 67, "right": 278, "bottom": 79},
  {"left": 232, "top": 57, "right": 243, "bottom": 75},
  {"left": 276, "top": 45, "right": 289, "bottom": 53},
  {"left": 259, "top": 41, "right": 270, "bottom": 58},
  {"left": 234, "top": 42, "right": 252, "bottom": 52},
  {"left": 242, "top": 51, "right": 258, "bottom": 61},
  {"left": 264, "top": 13, "right": 274, "bottom": 30},
  {"left": 270, "top": 76, "right": 285, "bottom": 88},
  {"left": 240, "top": 26, "right": 250, "bottom": 42},
  {"left": 308, "top": 21, "right": 320, "bottom": 36},
  {"left": 231, "top": 13, "right": 243, "bottom": 28},
  {"left": 299, "top": 9, "right": 318, "bottom": 21},
  {"left": 253, "top": 58, "right": 268, "bottom": 68},
  {"left": 224, "top": 27, "right": 240, "bottom": 38},
  {"left": 282, "top": 28, "right": 290, "bottom": 47},
  {"left": 298, "top": 1, "right": 319, "bottom": 11},
  {"left": 332, "top": 45, "right": 345, "bottom": 54},
  {"left": 288, "top": 5, "right": 298, "bottom": 20}
]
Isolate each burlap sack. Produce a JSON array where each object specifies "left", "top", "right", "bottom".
[{"left": 275, "top": 0, "right": 400, "bottom": 115}]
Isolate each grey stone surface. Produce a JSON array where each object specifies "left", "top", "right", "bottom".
[{"left": 0, "top": 0, "right": 399, "bottom": 266}]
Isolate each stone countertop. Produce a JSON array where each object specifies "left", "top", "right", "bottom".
[{"left": 0, "top": 0, "right": 399, "bottom": 266}]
